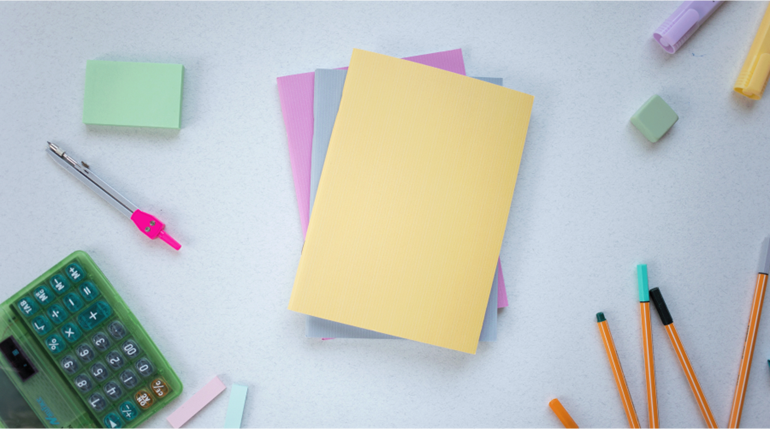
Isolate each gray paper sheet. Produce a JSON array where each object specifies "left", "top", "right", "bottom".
[{"left": 306, "top": 69, "right": 502, "bottom": 341}]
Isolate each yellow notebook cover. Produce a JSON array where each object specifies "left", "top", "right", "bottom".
[{"left": 288, "top": 49, "right": 534, "bottom": 354}]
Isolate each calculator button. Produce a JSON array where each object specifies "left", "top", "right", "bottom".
[
  {"left": 107, "top": 321, "right": 127, "bottom": 339},
  {"left": 134, "top": 390, "right": 154, "bottom": 410},
  {"left": 150, "top": 378, "right": 171, "bottom": 398},
  {"left": 33, "top": 286, "right": 54, "bottom": 306},
  {"left": 121, "top": 340, "right": 140, "bottom": 359},
  {"left": 74, "top": 374, "right": 94, "bottom": 393},
  {"left": 118, "top": 401, "right": 139, "bottom": 421},
  {"left": 17, "top": 297, "right": 39, "bottom": 317},
  {"left": 31, "top": 316, "right": 52, "bottom": 335},
  {"left": 60, "top": 355, "right": 79, "bottom": 375},
  {"left": 79, "top": 281, "right": 100, "bottom": 302},
  {"left": 47, "top": 304, "right": 68, "bottom": 325},
  {"left": 106, "top": 351, "right": 125, "bottom": 370},
  {"left": 119, "top": 370, "right": 139, "bottom": 388},
  {"left": 66, "top": 263, "right": 86, "bottom": 283},
  {"left": 104, "top": 381, "right": 123, "bottom": 401},
  {"left": 76, "top": 344, "right": 95, "bottom": 362},
  {"left": 45, "top": 334, "right": 66, "bottom": 354},
  {"left": 90, "top": 362, "right": 110, "bottom": 381},
  {"left": 49, "top": 274, "right": 71, "bottom": 295},
  {"left": 88, "top": 394, "right": 107, "bottom": 412},
  {"left": 61, "top": 323, "right": 82, "bottom": 343},
  {"left": 135, "top": 358, "right": 154, "bottom": 377},
  {"left": 103, "top": 412, "right": 124, "bottom": 428},
  {"left": 62, "top": 293, "right": 83, "bottom": 312},
  {"left": 91, "top": 332, "right": 111, "bottom": 351},
  {"left": 77, "top": 301, "right": 112, "bottom": 331}
]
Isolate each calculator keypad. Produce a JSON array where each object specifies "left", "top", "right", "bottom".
[{"left": 13, "top": 255, "right": 176, "bottom": 427}]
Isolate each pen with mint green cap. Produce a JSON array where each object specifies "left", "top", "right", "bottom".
[{"left": 637, "top": 264, "right": 658, "bottom": 428}]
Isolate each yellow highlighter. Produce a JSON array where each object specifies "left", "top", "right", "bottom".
[{"left": 735, "top": 3, "right": 770, "bottom": 100}]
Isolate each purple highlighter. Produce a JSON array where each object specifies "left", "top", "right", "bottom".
[{"left": 654, "top": 1, "right": 724, "bottom": 54}]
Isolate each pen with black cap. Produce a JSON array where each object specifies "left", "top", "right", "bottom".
[{"left": 650, "top": 287, "right": 717, "bottom": 428}]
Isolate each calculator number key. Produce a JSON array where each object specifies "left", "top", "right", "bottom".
[
  {"left": 90, "top": 362, "right": 110, "bottom": 381},
  {"left": 76, "top": 344, "right": 95, "bottom": 362},
  {"left": 74, "top": 374, "right": 93, "bottom": 393},
  {"left": 151, "top": 378, "right": 171, "bottom": 398},
  {"left": 104, "top": 381, "right": 123, "bottom": 401},
  {"left": 91, "top": 332, "right": 111, "bottom": 351},
  {"left": 135, "top": 358, "right": 154, "bottom": 377},
  {"left": 134, "top": 390, "right": 154, "bottom": 409},
  {"left": 31, "top": 316, "right": 52, "bottom": 335},
  {"left": 106, "top": 351, "right": 125, "bottom": 370},
  {"left": 121, "top": 340, "right": 140, "bottom": 359},
  {"left": 17, "top": 297, "right": 39, "bottom": 317},
  {"left": 120, "top": 370, "right": 139, "bottom": 388},
  {"left": 119, "top": 400, "right": 139, "bottom": 421},
  {"left": 60, "top": 355, "right": 79, "bottom": 375},
  {"left": 88, "top": 393, "right": 107, "bottom": 412},
  {"left": 77, "top": 301, "right": 112, "bottom": 331},
  {"left": 79, "top": 281, "right": 100, "bottom": 302},
  {"left": 46, "top": 334, "right": 66, "bottom": 354},
  {"left": 108, "top": 321, "right": 127, "bottom": 340}
]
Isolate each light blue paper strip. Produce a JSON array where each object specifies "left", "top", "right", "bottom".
[
  {"left": 306, "top": 70, "right": 502, "bottom": 341},
  {"left": 223, "top": 384, "right": 248, "bottom": 428}
]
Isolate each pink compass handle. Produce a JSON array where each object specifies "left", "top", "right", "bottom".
[{"left": 130, "top": 209, "right": 181, "bottom": 250}]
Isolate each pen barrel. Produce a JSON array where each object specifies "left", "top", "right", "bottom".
[
  {"left": 549, "top": 399, "right": 578, "bottom": 428},
  {"left": 598, "top": 320, "right": 640, "bottom": 428},
  {"left": 664, "top": 324, "right": 718, "bottom": 428},
  {"left": 640, "top": 302, "right": 658, "bottom": 428},
  {"left": 728, "top": 273, "right": 768, "bottom": 428}
]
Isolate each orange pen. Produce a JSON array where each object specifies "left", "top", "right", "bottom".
[
  {"left": 549, "top": 398, "right": 579, "bottom": 428},
  {"left": 650, "top": 287, "right": 718, "bottom": 428},
  {"left": 728, "top": 237, "right": 770, "bottom": 428},
  {"left": 597, "top": 312, "right": 640, "bottom": 428},
  {"left": 637, "top": 265, "right": 658, "bottom": 428}
]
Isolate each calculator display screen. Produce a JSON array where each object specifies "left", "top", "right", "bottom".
[
  {"left": 0, "top": 366, "right": 44, "bottom": 428},
  {"left": 0, "top": 337, "right": 36, "bottom": 380}
]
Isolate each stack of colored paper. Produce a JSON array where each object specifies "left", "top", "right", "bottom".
[{"left": 277, "top": 49, "right": 533, "bottom": 354}]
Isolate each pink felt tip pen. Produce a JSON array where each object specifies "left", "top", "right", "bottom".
[
  {"left": 654, "top": 1, "right": 724, "bottom": 54},
  {"left": 46, "top": 142, "right": 181, "bottom": 250}
]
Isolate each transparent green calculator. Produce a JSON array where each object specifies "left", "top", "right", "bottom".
[{"left": 0, "top": 251, "right": 182, "bottom": 428}]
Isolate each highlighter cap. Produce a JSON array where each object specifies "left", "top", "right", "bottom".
[
  {"left": 653, "top": 1, "right": 724, "bottom": 54},
  {"left": 734, "top": 4, "right": 770, "bottom": 100},
  {"left": 637, "top": 264, "right": 649, "bottom": 302},
  {"left": 649, "top": 287, "right": 673, "bottom": 325}
]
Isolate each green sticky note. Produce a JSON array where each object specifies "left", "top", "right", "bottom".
[
  {"left": 630, "top": 95, "right": 678, "bottom": 143},
  {"left": 83, "top": 60, "right": 184, "bottom": 129}
]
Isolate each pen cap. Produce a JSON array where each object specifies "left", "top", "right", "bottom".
[
  {"left": 758, "top": 236, "right": 770, "bottom": 274},
  {"left": 637, "top": 264, "right": 650, "bottom": 302},
  {"left": 649, "top": 287, "right": 673, "bottom": 325},
  {"left": 735, "top": 4, "right": 770, "bottom": 100}
]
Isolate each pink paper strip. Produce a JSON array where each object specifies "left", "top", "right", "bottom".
[
  {"left": 277, "top": 49, "right": 508, "bottom": 308},
  {"left": 167, "top": 376, "right": 226, "bottom": 428}
]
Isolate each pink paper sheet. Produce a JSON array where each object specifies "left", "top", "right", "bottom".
[
  {"left": 277, "top": 49, "right": 509, "bottom": 307},
  {"left": 167, "top": 376, "right": 226, "bottom": 428}
]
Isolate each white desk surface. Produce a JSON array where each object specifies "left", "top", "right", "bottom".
[{"left": 2, "top": 1, "right": 770, "bottom": 427}]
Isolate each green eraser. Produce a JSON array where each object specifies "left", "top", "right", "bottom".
[
  {"left": 630, "top": 95, "right": 678, "bottom": 143},
  {"left": 637, "top": 264, "right": 649, "bottom": 302},
  {"left": 83, "top": 60, "right": 184, "bottom": 129}
]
